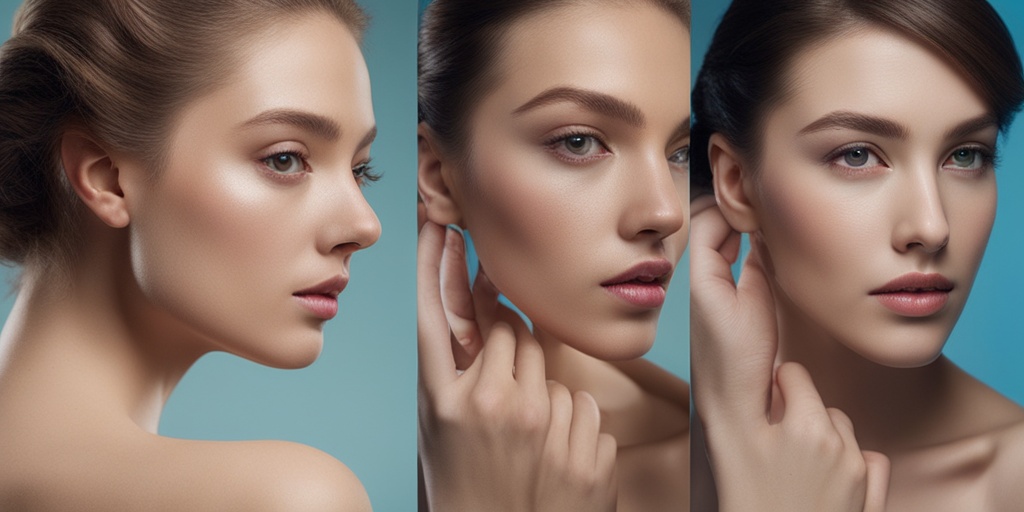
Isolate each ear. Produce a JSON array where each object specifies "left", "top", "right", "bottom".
[
  {"left": 418, "top": 123, "right": 463, "bottom": 227},
  {"left": 709, "top": 133, "right": 759, "bottom": 233},
  {"left": 60, "top": 130, "right": 129, "bottom": 228}
]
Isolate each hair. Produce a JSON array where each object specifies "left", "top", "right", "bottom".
[
  {"left": 0, "top": 0, "right": 368, "bottom": 272},
  {"left": 691, "top": 0, "right": 1024, "bottom": 195},
  {"left": 418, "top": 0, "right": 690, "bottom": 161}
]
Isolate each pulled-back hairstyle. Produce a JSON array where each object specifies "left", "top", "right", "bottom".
[
  {"left": 0, "top": 0, "right": 367, "bottom": 271},
  {"left": 418, "top": 0, "right": 690, "bottom": 161},
  {"left": 691, "top": 0, "right": 1024, "bottom": 195}
]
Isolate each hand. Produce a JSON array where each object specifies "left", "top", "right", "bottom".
[
  {"left": 417, "top": 221, "right": 617, "bottom": 511},
  {"left": 689, "top": 196, "right": 889, "bottom": 512}
]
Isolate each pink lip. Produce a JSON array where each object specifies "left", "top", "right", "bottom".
[
  {"left": 293, "top": 276, "right": 348, "bottom": 320},
  {"left": 601, "top": 260, "right": 672, "bottom": 308},
  {"left": 869, "top": 273, "right": 953, "bottom": 317}
]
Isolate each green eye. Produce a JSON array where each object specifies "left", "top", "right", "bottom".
[{"left": 950, "top": 148, "right": 979, "bottom": 168}]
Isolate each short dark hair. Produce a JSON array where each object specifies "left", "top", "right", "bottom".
[
  {"left": 418, "top": 0, "right": 690, "bottom": 161},
  {"left": 691, "top": 0, "right": 1024, "bottom": 194}
]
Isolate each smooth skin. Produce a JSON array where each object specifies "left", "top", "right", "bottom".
[
  {"left": 418, "top": 2, "right": 690, "bottom": 510},
  {"left": 692, "top": 26, "right": 1024, "bottom": 511},
  {"left": 0, "top": 13, "right": 378, "bottom": 511}
]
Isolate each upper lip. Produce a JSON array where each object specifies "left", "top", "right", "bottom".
[
  {"left": 601, "top": 259, "right": 673, "bottom": 287},
  {"left": 870, "top": 273, "right": 954, "bottom": 294},
  {"left": 293, "top": 275, "right": 348, "bottom": 298}
]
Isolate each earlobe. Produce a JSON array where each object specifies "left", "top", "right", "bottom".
[
  {"left": 417, "top": 123, "right": 464, "bottom": 227},
  {"left": 60, "top": 130, "right": 130, "bottom": 229},
  {"left": 709, "top": 133, "right": 760, "bottom": 233}
]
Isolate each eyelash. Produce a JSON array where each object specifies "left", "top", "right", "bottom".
[
  {"left": 823, "top": 144, "right": 997, "bottom": 176},
  {"left": 258, "top": 151, "right": 382, "bottom": 186},
  {"left": 543, "top": 129, "right": 611, "bottom": 164}
]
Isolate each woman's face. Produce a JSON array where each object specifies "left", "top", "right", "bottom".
[
  {"left": 451, "top": 2, "right": 690, "bottom": 360},
  {"left": 752, "top": 27, "right": 997, "bottom": 367},
  {"left": 121, "top": 13, "right": 380, "bottom": 368}
]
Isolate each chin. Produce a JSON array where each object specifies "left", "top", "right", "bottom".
[
  {"left": 844, "top": 329, "right": 949, "bottom": 369},
  {"left": 563, "top": 321, "right": 657, "bottom": 362},
  {"left": 233, "top": 332, "right": 325, "bottom": 370}
]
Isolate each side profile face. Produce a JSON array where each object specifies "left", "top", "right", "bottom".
[
  {"left": 451, "top": 2, "right": 691, "bottom": 360},
  {"left": 751, "top": 27, "right": 996, "bottom": 367},
  {"left": 120, "top": 13, "right": 380, "bottom": 368}
]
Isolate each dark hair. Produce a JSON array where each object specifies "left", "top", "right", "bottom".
[
  {"left": 418, "top": 0, "right": 690, "bottom": 160},
  {"left": 0, "top": 0, "right": 367, "bottom": 271},
  {"left": 691, "top": 0, "right": 1024, "bottom": 194}
]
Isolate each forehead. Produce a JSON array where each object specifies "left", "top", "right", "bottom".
[
  {"left": 171, "top": 13, "right": 374, "bottom": 140},
  {"left": 771, "top": 27, "right": 989, "bottom": 136},
  {"left": 482, "top": 2, "right": 690, "bottom": 120}
]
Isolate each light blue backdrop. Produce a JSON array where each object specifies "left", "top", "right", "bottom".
[
  {"left": 0, "top": 1, "right": 417, "bottom": 510},
  {"left": 693, "top": 0, "right": 1024, "bottom": 406}
]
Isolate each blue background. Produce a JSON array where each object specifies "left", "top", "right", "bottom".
[
  {"left": 693, "top": 1, "right": 1024, "bottom": 405},
  {"left": 0, "top": 1, "right": 417, "bottom": 510}
]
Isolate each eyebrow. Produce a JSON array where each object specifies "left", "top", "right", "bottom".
[
  {"left": 799, "top": 111, "right": 907, "bottom": 139},
  {"left": 512, "top": 86, "right": 646, "bottom": 127},
  {"left": 943, "top": 114, "right": 998, "bottom": 141},
  {"left": 240, "top": 109, "right": 342, "bottom": 141},
  {"left": 357, "top": 125, "right": 378, "bottom": 150},
  {"left": 675, "top": 115, "right": 691, "bottom": 142}
]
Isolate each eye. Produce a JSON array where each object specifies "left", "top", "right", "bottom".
[
  {"left": 669, "top": 146, "right": 689, "bottom": 171},
  {"left": 353, "top": 159, "right": 381, "bottom": 186},
  {"left": 261, "top": 152, "right": 307, "bottom": 175},
  {"left": 942, "top": 146, "right": 991, "bottom": 172},
  {"left": 825, "top": 145, "right": 886, "bottom": 175},
  {"left": 544, "top": 131, "right": 610, "bottom": 164}
]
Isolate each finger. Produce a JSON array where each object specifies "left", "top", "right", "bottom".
[
  {"left": 690, "top": 201, "right": 743, "bottom": 287},
  {"left": 568, "top": 391, "right": 602, "bottom": 470},
  {"left": 417, "top": 221, "right": 457, "bottom": 389},
  {"left": 862, "top": 451, "right": 891, "bottom": 512},
  {"left": 471, "top": 263, "right": 501, "bottom": 334},
  {"left": 595, "top": 432, "right": 617, "bottom": 475},
  {"left": 825, "top": 407, "right": 858, "bottom": 451},
  {"left": 513, "top": 329, "right": 547, "bottom": 392},
  {"left": 544, "top": 381, "right": 573, "bottom": 461},
  {"left": 775, "top": 362, "right": 830, "bottom": 427},
  {"left": 440, "top": 227, "right": 483, "bottom": 367},
  {"left": 477, "top": 322, "right": 518, "bottom": 385}
]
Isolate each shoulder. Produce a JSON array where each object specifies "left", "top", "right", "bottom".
[
  {"left": 988, "top": 418, "right": 1024, "bottom": 507},
  {"left": 0, "top": 431, "right": 370, "bottom": 512},
  {"left": 612, "top": 357, "right": 690, "bottom": 408},
  {"left": 160, "top": 439, "right": 372, "bottom": 512}
]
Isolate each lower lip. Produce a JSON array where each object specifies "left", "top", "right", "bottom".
[
  {"left": 872, "top": 291, "right": 949, "bottom": 317},
  {"left": 603, "top": 283, "right": 666, "bottom": 308},
  {"left": 293, "top": 294, "right": 338, "bottom": 320}
]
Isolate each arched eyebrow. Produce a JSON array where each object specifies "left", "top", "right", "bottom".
[
  {"left": 513, "top": 86, "right": 645, "bottom": 128},
  {"left": 240, "top": 109, "right": 342, "bottom": 141},
  {"left": 943, "top": 114, "right": 998, "bottom": 141},
  {"left": 674, "top": 115, "right": 691, "bottom": 142},
  {"left": 799, "top": 111, "right": 907, "bottom": 139}
]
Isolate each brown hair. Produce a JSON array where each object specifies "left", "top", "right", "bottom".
[
  {"left": 0, "top": 0, "right": 368, "bottom": 271},
  {"left": 418, "top": 0, "right": 690, "bottom": 161},
  {"left": 691, "top": 0, "right": 1024, "bottom": 195}
]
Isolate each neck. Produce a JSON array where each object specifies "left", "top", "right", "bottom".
[
  {"left": 533, "top": 326, "right": 687, "bottom": 447},
  {"left": 0, "top": 242, "right": 207, "bottom": 434},
  {"left": 772, "top": 285, "right": 1011, "bottom": 455}
]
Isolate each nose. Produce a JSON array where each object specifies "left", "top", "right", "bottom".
[
  {"left": 891, "top": 166, "right": 949, "bottom": 254},
  {"left": 619, "top": 153, "right": 685, "bottom": 240},
  {"left": 318, "top": 173, "right": 382, "bottom": 256}
]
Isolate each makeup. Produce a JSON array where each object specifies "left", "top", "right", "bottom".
[
  {"left": 870, "top": 273, "right": 953, "bottom": 317},
  {"left": 601, "top": 260, "right": 671, "bottom": 308},
  {"left": 293, "top": 276, "right": 348, "bottom": 320}
]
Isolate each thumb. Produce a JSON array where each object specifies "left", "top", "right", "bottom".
[{"left": 861, "top": 450, "right": 890, "bottom": 512}]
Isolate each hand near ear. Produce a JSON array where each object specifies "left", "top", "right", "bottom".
[
  {"left": 690, "top": 195, "right": 890, "bottom": 512},
  {"left": 418, "top": 221, "right": 617, "bottom": 511}
]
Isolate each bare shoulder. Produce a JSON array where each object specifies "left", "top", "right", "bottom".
[
  {"left": 156, "top": 438, "right": 372, "bottom": 512},
  {"left": 0, "top": 428, "right": 370, "bottom": 512},
  {"left": 988, "top": 417, "right": 1024, "bottom": 507}
]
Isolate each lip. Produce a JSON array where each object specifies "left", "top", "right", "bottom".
[
  {"left": 601, "top": 260, "right": 672, "bottom": 308},
  {"left": 293, "top": 275, "right": 348, "bottom": 320},
  {"left": 869, "top": 273, "right": 953, "bottom": 317}
]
